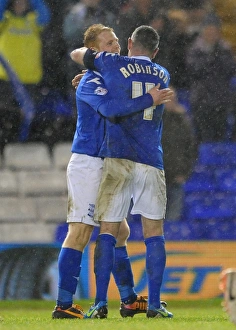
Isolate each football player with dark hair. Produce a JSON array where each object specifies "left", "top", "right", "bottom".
[
  {"left": 71, "top": 25, "right": 173, "bottom": 319},
  {"left": 53, "top": 24, "right": 172, "bottom": 319}
]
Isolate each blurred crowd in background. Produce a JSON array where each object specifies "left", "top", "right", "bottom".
[
  {"left": 0, "top": 0, "right": 236, "bottom": 150},
  {"left": 0, "top": 0, "right": 236, "bottom": 222}
]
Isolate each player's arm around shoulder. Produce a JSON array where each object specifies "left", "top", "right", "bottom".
[{"left": 70, "top": 47, "right": 88, "bottom": 65}]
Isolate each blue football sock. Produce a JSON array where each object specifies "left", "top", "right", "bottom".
[
  {"left": 94, "top": 234, "right": 116, "bottom": 305},
  {"left": 145, "top": 235, "right": 166, "bottom": 310},
  {"left": 57, "top": 247, "right": 82, "bottom": 309},
  {"left": 112, "top": 246, "right": 136, "bottom": 304}
]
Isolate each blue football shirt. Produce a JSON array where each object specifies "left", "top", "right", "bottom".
[
  {"left": 71, "top": 69, "right": 154, "bottom": 156},
  {"left": 83, "top": 50, "right": 170, "bottom": 169}
]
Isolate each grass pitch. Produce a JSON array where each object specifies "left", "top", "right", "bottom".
[{"left": 0, "top": 299, "right": 234, "bottom": 330}]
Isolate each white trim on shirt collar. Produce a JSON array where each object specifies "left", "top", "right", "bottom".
[{"left": 131, "top": 55, "right": 151, "bottom": 61}]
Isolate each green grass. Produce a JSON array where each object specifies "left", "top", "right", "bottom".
[{"left": 0, "top": 299, "right": 234, "bottom": 330}]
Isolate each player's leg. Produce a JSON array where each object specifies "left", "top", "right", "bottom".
[
  {"left": 141, "top": 216, "right": 173, "bottom": 318},
  {"left": 114, "top": 219, "right": 136, "bottom": 303},
  {"left": 219, "top": 268, "right": 236, "bottom": 325},
  {"left": 84, "top": 221, "right": 121, "bottom": 319},
  {"left": 53, "top": 223, "right": 93, "bottom": 319},
  {"left": 131, "top": 164, "right": 173, "bottom": 318},
  {"left": 52, "top": 154, "right": 103, "bottom": 319},
  {"left": 85, "top": 158, "right": 133, "bottom": 318},
  {"left": 115, "top": 219, "right": 148, "bottom": 317}
]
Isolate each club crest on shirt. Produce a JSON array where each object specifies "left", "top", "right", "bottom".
[{"left": 94, "top": 86, "right": 108, "bottom": 95}]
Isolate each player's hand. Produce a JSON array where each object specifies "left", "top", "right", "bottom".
[
  {"left": 148, "top": 83, "right": 174, "bottom": 106},
  {"left": 219, "top": 268, "right": 236, "bottom": 325},
  {"left": 71, "top": 70, "right": 87, "bottom": 89}
]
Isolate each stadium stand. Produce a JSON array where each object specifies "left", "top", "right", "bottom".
[
  {"left": 52, "top": 142, "right": 72, "bottom": 170},
  {"left": 178, "top": 142, "right": 236, "bottom": 240},
  {"left": 0, "top": 223, "right": 56, "bottom": 243},
  {"left": 1, "top": 141, "right": 236, "bottom": 243},
  {"left": 36, "top": 196, "right": 67, "bottom": 223},
  {"left": 3, "top": 143, "right": 52, "bottom": 171},
  {"left": 0, "top": 171, "right": 18, "bottom": 196},
  {"left": 0, "top": 197, "right": 37, "bottom": 223},
  {"left": 18, "top": 171, "right": 67, "bottom": 197},
  {"left": 0, "top": 142, "right": 69, "bottom": 243},
  {"left": 183, "top": 143, "right": 236, "bottom": 221}
]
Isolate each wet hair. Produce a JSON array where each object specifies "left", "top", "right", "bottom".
[
  {"left": 83, "top": 24, "right": 114, "bottom": 48},
  {"left": 131, "top": 25, "right": 160, "bottom": 53}
]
